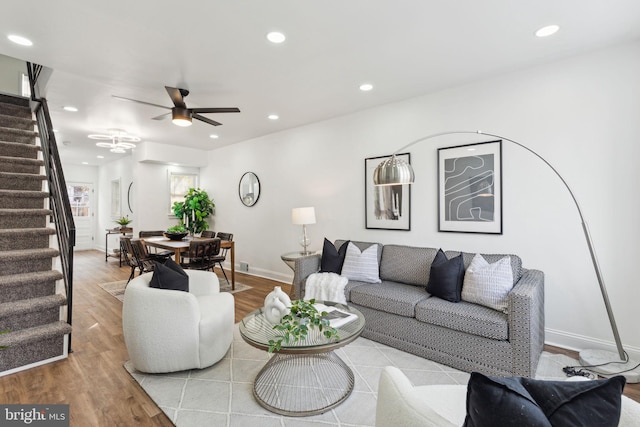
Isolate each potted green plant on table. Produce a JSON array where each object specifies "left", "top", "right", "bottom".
[
  {"left": 115, "top": 215, "right": 132, "bottom": 229},
  {"left": 164, "top": 225, "right": 188, "bottom": 241},
  {"left": 172, "top": 188, "right": 215, "bottom": 236},
  {"left": 268, "top": 299, "right": 339, "bottom": 353}
]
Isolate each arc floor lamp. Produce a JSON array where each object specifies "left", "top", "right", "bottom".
[{"left": 374, "top": 130, "right": 639, "bottom": 383}]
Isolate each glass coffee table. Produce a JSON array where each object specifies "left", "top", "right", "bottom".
[{"left": 239, "top": 301, "right": 365, "bottom": 416}]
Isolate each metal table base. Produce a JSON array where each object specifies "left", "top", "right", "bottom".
[{"left": 253, "top": 351, "right": 354, "bottom": 416}]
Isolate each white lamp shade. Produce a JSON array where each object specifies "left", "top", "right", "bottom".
[{"left": 292, "top": 207, "right": 316, "bottom": 225}]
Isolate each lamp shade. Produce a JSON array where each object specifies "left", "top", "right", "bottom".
[
  {"left": 373, "top": 155, "right": 415, "bottom": 186},
  {"left": 292, "top": 207, "right": 316, "bottom": 225},
  {"left": 172, "top": 107, "right": 193, "bottom": 127}
]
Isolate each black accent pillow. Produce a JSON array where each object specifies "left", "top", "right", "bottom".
[
  {"left": 464, "top": 372, "right": 625, "bottom": 427},
  {"left": 425, "top": 249, "right": 464, "bottom": 302},
  {"left": 320, "top": 238, "right": 350, "bottom": 274},
  {"left": 149, "top": 258, "right": 189, "bottom": 292}
]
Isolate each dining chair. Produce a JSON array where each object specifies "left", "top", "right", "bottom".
[
  {"left": 139, "top": 230, "right": 174, "bottom": 260},
  {"left": 201, "top": 230, "right": 216, "bottom": 238},
  {"left": 122, "top": 237, "right": 156, "bottom": 283},
  {"left": 180, "top": 238, "right": 221, "bottom": 271},
  {"left": 211, "top": 232, "right": 233, "bottom": 284}
]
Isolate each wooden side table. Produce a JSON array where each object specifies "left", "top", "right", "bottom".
[{"left": 105, "top": 227, "right": 133, "bottom": 266}]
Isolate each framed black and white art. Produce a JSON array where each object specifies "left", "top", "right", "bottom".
[
  {"left": 438, "top": 140, "right": 502, "bottom": 234},
  {"left": 365, "top": 153, "right": 411, "bottom": 231}
]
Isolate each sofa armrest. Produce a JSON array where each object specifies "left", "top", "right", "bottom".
[
  {"left": 508, "top": 268, "right": 545, "bottom": 377},
  {"left": 291, "top": 254, "right": 321, "bottom": 299}
]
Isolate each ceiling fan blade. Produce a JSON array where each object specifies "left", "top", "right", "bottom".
[
  {"left": 165, "top": 86, "right": 187, "bottom": 109},
  {"left": 193, "top": 113, "right": 222, "bottom": 126},
  {"left": 190, "top": 107, "right": 241, "bottom": 114},
  {"left": 112, "top": 95, "right": 170, "bottom": 110},
  {"left": 151, "top": 112, "right": 171, "bottom": 120}
]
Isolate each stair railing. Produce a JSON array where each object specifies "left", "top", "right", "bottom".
[{"left": 27, "top": 62, "right": 76, "bottom": 353}]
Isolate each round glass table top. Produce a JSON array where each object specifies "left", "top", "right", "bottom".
[{"left": 239, "top": 301, "right": 365, "bottom": 354}]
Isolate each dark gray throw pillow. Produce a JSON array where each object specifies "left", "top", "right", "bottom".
[
  {"left": 149, "top": 258, "right": 189, "bottom": 292},
  {"left": 425, "top": 249, "right": 464, "bottom": 302},
  {"left": 464, "top": 372, "right": 625, "bottom": 427},
  {"left": 320, "top": 238, "right": 350, "bottom": 274}
]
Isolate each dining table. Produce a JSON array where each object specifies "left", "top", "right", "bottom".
[{"left": 142, "top": 236, "right": 236, "bottom": 289}]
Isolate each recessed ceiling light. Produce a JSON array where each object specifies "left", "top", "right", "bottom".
[
  {"left": 268, "top": 114, "right": 279, "bottom": 120},
  {"left": 359, "top": 83, "right": 373, "bottom": 91},
  {"left": 535, "top": 25, "right": 559, "bottom": 38},
  {"left": 8, "top": 35, "right": 33, "bottom": 46},
  {"left": 81, "top": 162, "right": 89, "bottom": 165},
  {"left": 209, "top": 134, "right": 219, "bottom": 139},
  {"left": 266, "top": 32, "right": 286, "bottom": 44},
  {"left": 97, "top": 155, "right": 104, "bottom": 159},
  {"left": 63, "top": 106, "right": 78, "bottom": 112}
]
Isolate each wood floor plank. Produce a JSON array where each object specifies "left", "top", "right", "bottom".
[{"left": 0, "top": 249, "right": 636, "bottom": 427}]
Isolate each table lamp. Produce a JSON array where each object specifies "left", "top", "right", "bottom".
[{"left": 292, "top": 207, "right": 316, "bottom": 255}]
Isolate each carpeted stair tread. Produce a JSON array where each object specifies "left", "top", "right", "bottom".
[
  {"left": 0, "top": 156, "right": 44, "bottom": 166},
  {"left": 0, "top": 114, "right": 35, "bottom": 131},
  {"left": 0, "top": 321, "right": 72, "bottom": 348},
  {"left": 0, "top": 141, "right": 40, "bottom": 160},
  {"left": 0, "top": 129, "right": 37, "bottom": 145},
  {"left": 0, "top": 208, "right": 51, "bottom": 217},
  {"left": 0, "top": 270, "right": 63, "bottom": 288},
  {"left": 0, "top": 102, "right": 32, "bottom": 120},
  {"left": 0, "top": 171, "right": 47, "bottom": 181},
  {"left": 0, "top": 294, "right": 67, "bottom": 318},
  {"left": 0, "top": 189, "right": 47, "bottom": 198},
  {"left": 0, "top": 247, "right": 59, "bottom": 261},
  {"left": 0, "top": 94, "right": 30, "bottom": 108},
  {"left": 0, "top": 228, "right": 56, "bottom": 237}
]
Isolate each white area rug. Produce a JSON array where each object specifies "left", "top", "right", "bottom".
[
  {"left": 98, "top": 279, "right": 251, "bottom": 302},
  {"left": 124, "top": 325, "right": 576, "bottom": 427}
]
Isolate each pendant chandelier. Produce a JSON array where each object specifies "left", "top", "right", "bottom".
[{"left": 88, "top": 129, "right": 140, "bottom": 153}]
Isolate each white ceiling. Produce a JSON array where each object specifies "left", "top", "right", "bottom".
[{"left": 2, "top": 1, "right": 639, "bottom": 166}]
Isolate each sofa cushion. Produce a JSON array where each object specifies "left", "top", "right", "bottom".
[
  {"left": 336, "top": 240, "right": 382, "bottom": 264},
  {"left": 446, "top": 250, "right": 522, "bottom": 285},
  {"left": 350, "top": 281, "right": 429, "bottom": 317},
  {"left": 464, "top": 372, "right": 625, "bottom": 427},
  {"left": 149, "top": 258, "right": 189, "bottom": 292},
  {"left": 416, "top": 297, "right": 508, "bottom": 340},
  {"left": 341, "top": 242, "right": 382, "bottom": 283},
  {"left": 462, "top": 254, "right": 513, "bottom": 313},
  {"left": 380, "top": 245, "right": 438, "bottom": 286},
  {"left": 320, "top": 238, "right": 349, "bottom": 273},
  {"left": 426, "top": 249, "right": 464, "bottom": 302}
]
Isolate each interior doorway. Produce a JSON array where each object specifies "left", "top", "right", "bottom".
[{"left": 67, "top": 182, "right": 94, "bottom": 250}]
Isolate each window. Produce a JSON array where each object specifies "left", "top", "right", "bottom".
[
  {"left": 169, "top": 172, "right": 198, "bottom": 215},
  {"left": 67, "top": 184, "right": 91, "bottom": 217}
]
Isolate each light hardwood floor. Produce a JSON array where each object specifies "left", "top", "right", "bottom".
[{"left": 0, "top": 250, "right": 637, "bottom": 426}]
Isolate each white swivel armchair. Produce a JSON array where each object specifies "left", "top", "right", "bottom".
[{"left": 123, "top": 270, "right": 234, "bottom": 373}]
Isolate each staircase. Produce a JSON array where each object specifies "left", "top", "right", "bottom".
[{"left": 0, "top": 93, "right": 72, "bottom": 374}]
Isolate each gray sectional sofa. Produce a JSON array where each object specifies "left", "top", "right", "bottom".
[{"left": 292, "top": 240, "right": 545, "bottom": 377}]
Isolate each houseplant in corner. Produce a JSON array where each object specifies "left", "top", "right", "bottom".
[{"left": 172, "top": 188, "right": 215, "bottom": 235}]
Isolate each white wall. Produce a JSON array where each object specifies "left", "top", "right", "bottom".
[
  {"left": 201, "top": 40, "right": 640, "bottom": 357},
  {"left": 0, "top": 54, "right": 26, "bottom": 95}
]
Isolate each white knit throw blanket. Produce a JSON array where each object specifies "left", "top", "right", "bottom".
[{"left": 305, "top": 272, "right": 348, "bottom": 305}]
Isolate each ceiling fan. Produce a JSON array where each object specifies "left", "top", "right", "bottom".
[{"left": 113, "top": 86, "right": 240, "bottom": 127}]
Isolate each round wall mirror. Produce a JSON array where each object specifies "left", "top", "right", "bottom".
[{"left": 239, "top": 172, "right": 260, "bottom": 207}]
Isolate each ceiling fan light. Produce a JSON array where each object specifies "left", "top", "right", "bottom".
[{"left": 172, "top": 107, "right": 193, "bottom": 127}]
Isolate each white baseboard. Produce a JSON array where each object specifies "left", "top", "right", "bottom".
[
  {"left": 546, "top": 328, "right": 640, "bottom": 361},
  {"left": 228, "top": 263, "right": 291, "bottom": 285}
]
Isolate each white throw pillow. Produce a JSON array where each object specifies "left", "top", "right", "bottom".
[
  {"left": 340, "top": 242, "right": 381, "bottom": 284},
  {"left": 462, "top": 254, "right": 513, "bottom": 313}
]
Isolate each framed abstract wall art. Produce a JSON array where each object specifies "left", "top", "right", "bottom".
[
  {"left": 365, "top": 153, "right": 411, "bottom": 230},
  {"left": 438, "top": 140, "right": 502, "bottom": 234}
]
